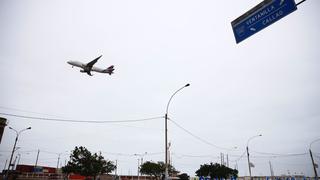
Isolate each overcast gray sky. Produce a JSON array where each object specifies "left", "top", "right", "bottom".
[{"left": 0, "top": 0, "right": 319, "bottom": 177}]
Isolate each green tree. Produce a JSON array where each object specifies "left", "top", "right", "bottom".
[
  {"left": 195, "top": 163, "right": 238, "bottom": 179},
  {"left": 178, "top": 173, "right": 190, "bottom": 180},
  {"left": 140, "top": 161, "right": 179, "bottom": 179},
  {"left": 62, "top": 146, "right": 116, "bottom": 180}
]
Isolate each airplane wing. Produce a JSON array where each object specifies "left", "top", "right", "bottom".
[{"left": 86, "top": 55, "right": 102, "bottom": 68}]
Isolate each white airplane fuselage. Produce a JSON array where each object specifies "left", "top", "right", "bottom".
[
  {"left": 67, "top": 56, "right": 114, "bottom": 76},
  {"left": 67, "top": 61, "right": 105, "bottom": 73}
]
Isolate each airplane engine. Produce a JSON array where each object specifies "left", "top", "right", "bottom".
[{"left": 80, "top": 70, "right": 86, "bottom": 73}]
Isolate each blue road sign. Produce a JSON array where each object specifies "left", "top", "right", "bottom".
[{"left": 231, "top": 0, "right": 297, "bottom": 43}]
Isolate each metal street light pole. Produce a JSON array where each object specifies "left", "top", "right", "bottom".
[
  {"left": 56, "top": 151, "right": 68, "bottom": 173},
  {"left": 57, "top": 154, "right": 61, "bottom": 169},
  {"left": 6, "top": 126, "right": 31, "bottom": 179},
  {"left": 134, "top": 152, "right": 147, "bottom": 180},
  {"left": 309, "top": 138, "right": 320, "bottom": 180},
  {"left": 246, "top": 134, "right": 262, "bottom": 180},
  {"left": 137, "top": 158, "right": 140, "bottom": 180},
  {"left": 16, "top": 154, "right": 21, "bottom": 169},
  {"left": 164, "top": 83, "right": 190, "bottom": 180},
  {"left": 3, "top": 159, "right": 8, "bottom": 172}
]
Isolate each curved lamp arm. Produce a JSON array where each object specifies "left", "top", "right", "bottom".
[
  {"left": 166, "top": 84, "right": 190, "bottom": 115},
  {"left": 310, "top": 138, "right": 320, "bottom": 150},
  {"left": 247, "top": 134, "right": 262, "bottom": 147}
]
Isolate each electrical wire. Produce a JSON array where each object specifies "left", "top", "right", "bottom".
[
  {"left": 145, "top": 152, "right": 164, "bottom": 156},
  {"left": 172, "top": 153, "right": 220, "bottom": 159},
  {"left": 2, "top": 107, "right": 313, "bottom": 162},
  {"left": 235, "top": 150, "right": 246, "bottom": 162},
  {"left": 0, "top": 112, "right": 164, "bottom": 124},
  {"left": 0, "top": 106, "right": 65, "bottom": 118},
  {"left": 314, "top": 154, "right": 320, "bottom": 159},
  {"left": 41, "top": 150, "right": 65, "bottom": 155},
  {"left": 251, "top": 150, "right": 308, "bottom": 157},
  {"left": 169, "top": 119, "right": 235, "bottom": 151},
  {"left": 102, "top": 151, "right": 164, "bottom": 157},
  {"left": 168, "top": 118, "right": 315, "bottom": 162}
]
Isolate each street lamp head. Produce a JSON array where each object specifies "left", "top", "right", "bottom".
[
  {"left": 259, "top": 134, "right": 262, "bottom": 136},
  {"left": 27, "top": 127, "right": 31, "bottom": 130},
  {"left": 185, "top": 83, "right": 190, "bottom": 87},
  {"left": 310, "top": 138, "right": 320, "bottom": 149}
]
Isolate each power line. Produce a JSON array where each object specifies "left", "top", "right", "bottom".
[
  {"left": 145, "top": 152, "right": 164, "bottom": 156},
  {"left": 41, "top": 150, "right": 65, "bottom": 155},
  {"left": 169, "top": 118, "right": 315, "bottom": 162},
  {"left": 231, "top": 149, "right": 308, "bottom": 161},
  {"left": 235, "top": 150, "right": 246, "bottom": 162},
  {"left": 251, "top": 150, "right": 308, "bottom": 157},
  {"left": 169, "top": 119, "right": 234, "bottom": 151},
  {"left": 0, "top": 106, "right": 66, "bottom": 118},
  {"left": 102, "top": 151, "right": 164, "bottom": 157},
  {"left": 172, "top": 152, "right": 220, "bottom": 159},
  {"left": 0, "top": 112, "right": 164, "bottom": 124}
]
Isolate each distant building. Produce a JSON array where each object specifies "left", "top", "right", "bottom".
[{"left": 16, "top": 164, "right": 57, "bottom": 174}]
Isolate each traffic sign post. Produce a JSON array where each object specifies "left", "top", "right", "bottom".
[{"left": 231, "top": 0, "right": 297, "bottom": 43}]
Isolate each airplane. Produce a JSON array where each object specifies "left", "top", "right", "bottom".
[{"left": 67, "top": 55, "right": 114, "bottom": 76}]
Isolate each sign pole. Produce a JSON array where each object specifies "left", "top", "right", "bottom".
[{"left": 296, "top": 0, "right": 306, "bottom": 6}]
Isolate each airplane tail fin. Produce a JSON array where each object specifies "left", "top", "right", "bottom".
[{"left": 103, "top": 65, "right": 114, "bottom": 75}]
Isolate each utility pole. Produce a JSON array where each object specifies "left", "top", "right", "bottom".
[
  {"left": 3, "top": 159, "right": 8, "bottom": 172},
  {"left": 57, "top": 154, "right": 61, "bottom": 169},
  {"left": 134, "top": 152, "right": 147, "bottom": 178},
  {"left": 16, "top": 154, "right": 21, "bottom": 168},
  {"left": 141, "top": 157, "right": 143, "bottom": 165},
  {"left": 12, "top": 155, "right": 18, "bottom": 170},
  {"left": 246, "top": 146, "right": 252, "bottom": 180},
  {"left": 220, "top": 153, "right": 225, "bottom": 165},
  {"left": 35, "top": 149, "right": 40, "bottom": 168},
  {"left": 140, "top": 157, "right": 144, "bottom": 174},
  {"left": 168, "top": 142, "right": 171, "bottom": 168},
  {"left": 222, "top": 153, "right": 225, "bottom": 165},
  {"left": 137, "top": 158, "right": 140, "bottom": 180},
  {"left": 269, "top": 161, "right": 274, "bottom": 180},
  {"left": 115, "top": 160, "right": 118, "bottom": 176},
  {"left": 226, "top": 154, "right": 229, "bottom": 168}
]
